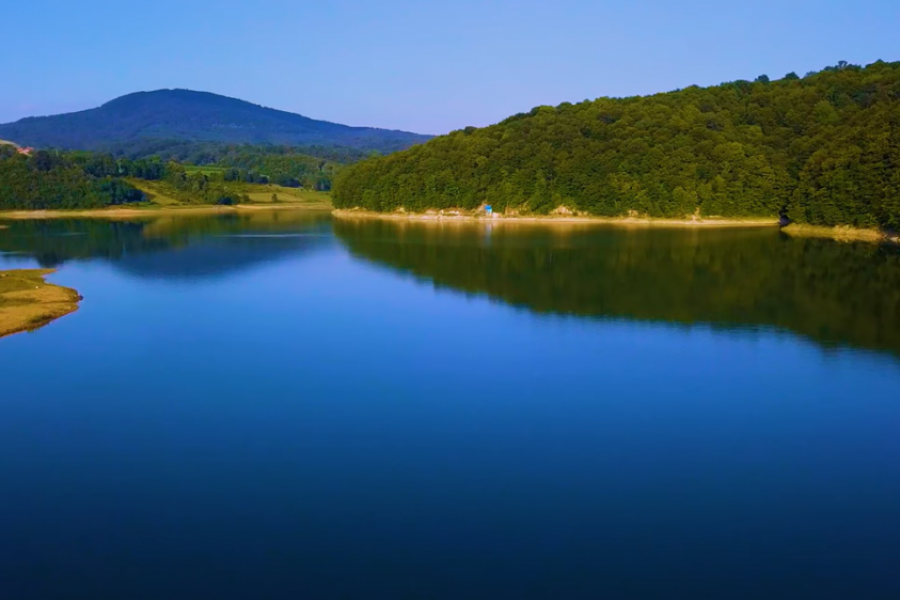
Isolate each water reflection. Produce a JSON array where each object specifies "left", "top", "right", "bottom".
[
  {"left": 334, "top": 218, "right": 900, "bottom": 356},
  {"left": 0, "top": 210, "right": 333, "bottom": 279},
  {"left": 4, "top": 213, "right": 899, "bottom": 355}
]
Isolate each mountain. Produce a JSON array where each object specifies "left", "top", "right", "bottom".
[
  {"left": 333, "top": 61, "right": 900, "bottom": 230},
  {"left": 0, "top": 90, "right": 432, "bottom": 153}
]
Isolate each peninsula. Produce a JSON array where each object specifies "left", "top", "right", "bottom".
[{"left": 0, "top": 269, "right": 82, "bottom": 339}]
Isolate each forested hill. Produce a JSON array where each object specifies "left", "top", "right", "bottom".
[
  {"left": 0, "top": 90, "right": 432, "bottom": 154},
  {"left": 333, "top": 61, "right": 900, "bottom": 229}
]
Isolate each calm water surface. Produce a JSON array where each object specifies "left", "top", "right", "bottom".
[{"left": 1, "top": 211, "right": 899, "bottom": 599}]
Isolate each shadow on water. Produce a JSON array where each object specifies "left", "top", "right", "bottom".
[
  {"left": 333, "top": 218, "right": 900, "bottom": 357},
  {"left": 0, "top": 210, "right": 334, "bottom": 280}
]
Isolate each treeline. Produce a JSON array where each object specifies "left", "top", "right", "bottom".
[
  {"left": 215, "top": 151, "right": 339, "bottom": 191},
  {"left": 98, "top": 139, "right": 373, "bottom": 165},
  {"left": 0, "top": 147, "right": 249, "bottom": 209},
  {"left": 0, "top": 146, "right": 340, "bottom": 209},
  {"left": 0, "top": 146, "right": 145, "bottom": 210},
  {"left": 334, "top": 61, "right": 900, "bottom": 229},
  {"left": 102, "top": 142, "right": 348, "bottom": 191}
]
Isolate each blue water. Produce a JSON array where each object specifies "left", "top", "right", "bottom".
[{"left": 1, "top": 213, "right": 899, "bottom": 599}]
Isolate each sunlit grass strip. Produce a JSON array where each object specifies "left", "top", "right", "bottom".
[{"left": 0, "top": 269, "right": 81, "bottom": 339}]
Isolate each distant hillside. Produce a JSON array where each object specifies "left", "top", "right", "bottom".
[
  {"left": 0, "top": 90, "right": 432, "bottom": 153},
  {"left": 334, "top": 61, "right": 900, "bottom": 229}
]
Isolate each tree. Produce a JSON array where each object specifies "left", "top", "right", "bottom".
[{"left": 332, "top": 60, "right": 900, "bottom": 229}]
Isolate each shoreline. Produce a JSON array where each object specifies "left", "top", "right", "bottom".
[
  {"left": 332, "top": 209, "right": 780, "bottom": 229},
  {"left": 0, "top": 269, "right": 81, "bottom": 340},
  {"left": 781, "top": 223, "right": 899, "bottom": 244},
  {"left": 334, "top": 209, "right": 900, "bottom": 243},
  {"left": 0, "top": 203, "right": 332, "bottom": 220}
]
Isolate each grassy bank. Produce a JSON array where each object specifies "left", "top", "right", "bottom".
[
  {"left": 0, "top": 180, "right": 333, "bottom": 219},
  {"left": 332, "top": 208, "right": 779, "bottom": 228},
  {"left": 0, "top": 204, "right": 333, "bottom": 220},
  {"left": 0, "top": 269, "right": 81, "bottom": 339},
  {"left": 782, "top": 223, "right": 900, "bottom": 244},
  {"left": 128, "top": 179, "right": 332, "bottom": 208}
]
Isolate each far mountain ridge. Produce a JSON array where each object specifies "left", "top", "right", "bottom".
[{"left": 0, "top": 89, "right": 432, "bottom": 153}]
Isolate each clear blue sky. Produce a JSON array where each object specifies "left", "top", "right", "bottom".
[{"left": 2, "top": 0, "right": 898, "bottom": 134}]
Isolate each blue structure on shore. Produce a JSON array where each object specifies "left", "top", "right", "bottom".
[{"left": 485, "top": 205, "right": 493, "bottom": 215}]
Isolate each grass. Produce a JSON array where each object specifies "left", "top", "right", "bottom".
[
  {"left": 781, "top": 223, "right": 898, "bottom": 244},
  {"left": 247, "top": 186, "right": 332, "bottom": 206},
  {"left": 0, "top": 181, "right": 332, "bottom": 219},
  {"left": 126, "top": 179, "right": 182, "bottom": 205},
  {"left": 0, "top": 269, "right": 81, "bottom": 339},
  {"left": 127, "top": 179, "right": 332, "bottom": 209},
  {"left": 184, "top": 165, "right": 228, "bottom": 176}
]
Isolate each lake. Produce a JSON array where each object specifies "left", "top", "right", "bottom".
[{"left": 1, "top": 211, "right": 899, "bottom": 600}]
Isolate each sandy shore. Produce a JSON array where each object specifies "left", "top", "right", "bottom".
[
  {"left": 0, "top": 203, "right": 331, "bottom": 220},
  {"left": 332, "top": 209, "right": 780, "bottom": 228},
  {"left": 782, "top": 223, "right": 899, "bottom": 244},
  {"left": 0, "top": 269, "right": 81, "bottom": 339}
]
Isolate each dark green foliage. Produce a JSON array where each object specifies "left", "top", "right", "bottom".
[
  {"left": 97, "top": 139, "right": 372, "bottom": 166},
  {"left": 334, "top": 61, "right": 900, "bottom": 228},
  {"left": 151, "top": 161, "right": 237, "bottom": 205},
  {"left": 91, "top": 142, "right": 345, "bottom": 191},
  {"left": 212, "top": 148, "right": 339, "bottom": 191},
  {"left": 0, "top": 151, "right": 146, "bottom": 209},
  {"left": 0, "top": 146, "right": 339, "bottom": 209},
  {"left": 0, "top": 90, "right": 431, "bottom": 153}
]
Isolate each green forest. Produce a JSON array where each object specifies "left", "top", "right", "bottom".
[
  {"left": 99, "top": 139, "right": 373, "bottom": 187},
  {"left": 333, "top": 61, "right": 900, "bottom": 229},
  {"left": 0, "top": 144, "right": 346, "bottom": 209},
  {"left": 0, "top": 145, "right": 146, "bottom": 209}
]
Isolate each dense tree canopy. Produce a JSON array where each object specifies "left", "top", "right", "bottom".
[
  {"left": 0, "top": 145, "right": 343, "bottom": 208},
  {"left": 99, "top": 139, "right": 372, "bottom": 169},
  {"left": 0, "top": 147, "right": 145, "bottom": 209},
  {"left": 213, "top": 149, "right": 340, "bottom": 191},
  {"left": 334, "top": 61, "right": 900, "bottom": 228}
]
